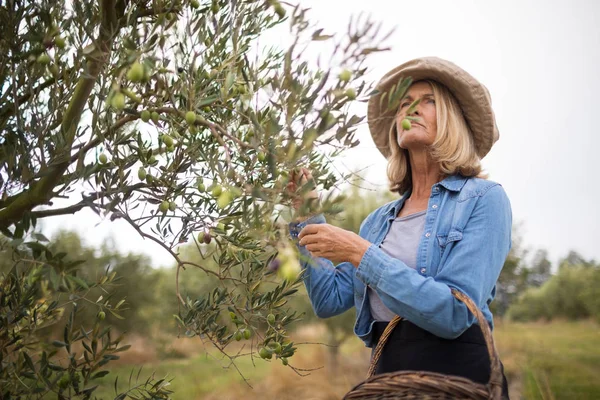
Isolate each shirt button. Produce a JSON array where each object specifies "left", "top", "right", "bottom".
[
  {"left": 433, "top": 187, "right": 439, "bottom": 192},
  {"left": 425, "top": 232, "right": 431, "bottom": 237},
  {"left": 432, "top": 204, "right": 438, "bottom": 209},
  {"left": 420, "top": 268, "right": 426, "bottom": 274}
]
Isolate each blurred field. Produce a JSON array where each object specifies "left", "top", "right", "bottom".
[
  {"left": 93, "top": 335, "right": 270, "bottom": 399},
  {"left": 94, "top": 320, "right": 600, "bottom": 399},
  {"left": 494, "top": 319, "right": 600, "bottom": 400}
]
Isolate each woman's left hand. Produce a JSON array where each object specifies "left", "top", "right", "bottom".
[{"left": 298, "top": 223, "right": 371, "bottom": 267}]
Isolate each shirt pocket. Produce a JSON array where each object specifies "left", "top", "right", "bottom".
[{"left": 436, "top": 229, "right": 463, "bottom": 259}]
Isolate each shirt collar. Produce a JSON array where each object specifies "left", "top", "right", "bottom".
[
  {"left": 386, "top": 174, "right": 469, "bottom": 216},
  {"left": 438, "top": 174, "right": 469, "bottom": 192}
]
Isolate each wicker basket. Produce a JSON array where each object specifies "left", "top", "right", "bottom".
[{"left": 343, "top": 289, "right": 503, "bottom": 400}]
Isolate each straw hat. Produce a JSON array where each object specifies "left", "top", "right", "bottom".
[{"left": 367, "top": 57, "right": 499, "bottom": 159}]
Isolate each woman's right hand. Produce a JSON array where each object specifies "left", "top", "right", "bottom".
[{"left": 286, "top": 167, "right": 319, "bottom": 212}]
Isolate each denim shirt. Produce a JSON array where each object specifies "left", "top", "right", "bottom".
[{"left": 288, "top": 174, "right": 512, "bottom": 348}]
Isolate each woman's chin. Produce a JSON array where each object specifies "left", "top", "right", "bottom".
[{"left": 398, "top": 139, "right": 433, "bottom": 151}]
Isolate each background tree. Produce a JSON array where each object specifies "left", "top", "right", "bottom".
[
  {"left": 0, "top": 0, "right": 391, "bottom": 396},
  {"left": 507, "top": 251, "right": 600, "bottom": 322},
  {"left": 491, "top": 223, "right": 531, "bottom": 316},
  {"left": 526, "top": 249, "right": 552, "bottom": 288}
]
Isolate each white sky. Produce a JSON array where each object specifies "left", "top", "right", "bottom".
[{"left": 43, "top": 0, "right": 600, "bottom": 269}]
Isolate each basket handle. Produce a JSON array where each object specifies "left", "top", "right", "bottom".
[{"left": 366, "top": 289, "right": 503, "bottom": 399}]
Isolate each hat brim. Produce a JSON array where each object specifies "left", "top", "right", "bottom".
[{"left": 367, "top": 57, "right": 499, "bottom": 159}]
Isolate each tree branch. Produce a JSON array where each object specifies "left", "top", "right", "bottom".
[
  {"left": 29, "top": 183, "right": 146, "bottom": 219},
  {"left": 0, "top": 68, "right": 74, "bottom": 127},
  {"left": 0, "top": 3, "right": 120, "bottom": 230}
]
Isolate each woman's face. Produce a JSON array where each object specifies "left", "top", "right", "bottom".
[{"left": 395, "top": 81, "right": 437, "bottom": 150}]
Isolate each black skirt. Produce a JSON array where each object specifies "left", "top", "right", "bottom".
[{"left": 371, "top": 320, "right": 510, "bottom": 399}]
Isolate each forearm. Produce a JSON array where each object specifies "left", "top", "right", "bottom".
[
  {"left": 356, "top": 244, "right": 502, "bottom": 339},
  {"left": 289, "top": 214, "right": 354, "bottom": 317}
]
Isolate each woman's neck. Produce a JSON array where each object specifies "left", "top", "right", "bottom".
[{"left": 408, "top": 150, "right": 442, "bottom": 200}]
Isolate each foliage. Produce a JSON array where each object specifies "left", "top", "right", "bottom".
[
  {"left": 506, "top": 257, "right": 600, "bottom": 322},
  {"left": 0, "top": 0, "right": 392, "bottom": 395},
  {"left": 492, "top": 226, "right": 555, "bottom": 316},
  {"left": 0, "top": 234, "right": 171, "bottom": 399}
]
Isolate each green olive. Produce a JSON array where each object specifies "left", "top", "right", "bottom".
[
  {"left": 274, "top": 3, "right": 286, "bottom": 18},
  {"left": 211, "top": 185, "right": 223, "bottom": 197},
  {"left": 269, "top": 341, "right": 282, "bottom": 354},
  {"left": 141, "top": 110, "right": 151, "bottom": 122},
  {"left": 401, "top": 119, "right": 411, "bottom": 131},
  {"left": 37, "top": 53, "right": 51, "bottom": 65},
  {"left": 339, "top": 69, "right": 352, "bottom": 82},
  {"left": 127, "top": 62, "right": 144, "bottom": 83},
  {"left": 159, "top": 200, "right": 169, "bottom": 212},
  {"left": 54, "top": 36, "right": 66, "bottom": 49},
  {"left": 162, "top": 134, "right": 174, "bottom": 147},
  {"left": 110, "top": 93, "right": 125, "bottom": 110},
  {"left": 258, "top": 347, "right": 272, "bottom": 360},
  {"left": 185, "top": 111, "right": 197, "bottom": 125},
  {"left": 217, "top": 190, "right": 233, "bottom": 209}
]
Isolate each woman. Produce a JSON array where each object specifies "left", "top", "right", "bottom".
[{"left": 287, "top": 57, "right": 511, "bottom": 397}]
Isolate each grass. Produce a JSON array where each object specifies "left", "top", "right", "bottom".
[
  {"left": 92, "top": 344, "right": 270, "bottom": 399},
  {"left": 88, "top": 320, "right": 600, "bottom": 399},
  {"left": 494, "top": 319, "right": 600, "bottom": 399}
]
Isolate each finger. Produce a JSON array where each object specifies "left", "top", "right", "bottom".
[
  {"left": 298, "top": 224, "right": 317, "bottom": 239},
  {"left": 298, "top": 172, "right": 307, "bottom": 185},
  {"left": 305, "top": 244, "right": 319, "bottom": 254},
  {"left": 299, "top": 235, "right": 319, "bottom": 246},
  {"left": 302, "top": 168, "right": 313, "bottom": 179}
]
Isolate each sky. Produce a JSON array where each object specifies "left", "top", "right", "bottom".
[{"left": 43, "top": 0, "right": 600, "bottom": 269}]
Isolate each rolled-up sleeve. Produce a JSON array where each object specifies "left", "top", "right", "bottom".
[{"left": 289, "top": 213, "right": 372, "bottom": 318}]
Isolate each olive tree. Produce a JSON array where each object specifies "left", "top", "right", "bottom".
[{"left": 0, "top": 0, "right": 391, "bottom": 396}]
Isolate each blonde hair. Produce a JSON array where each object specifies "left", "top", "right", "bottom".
[{"left": 386, "top": 79, "right": 486, "bottom": 195}]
